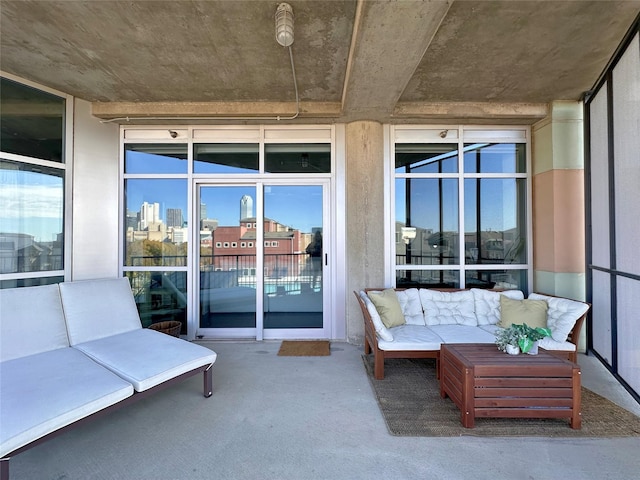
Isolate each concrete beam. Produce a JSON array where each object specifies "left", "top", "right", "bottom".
[
  {"left": 341, "top": 0, "right": 450, "bottom": 119},
  {"left": 393, "top": 102, "right": 549, "bottom": 122},
  {"left": 91, "top": 101, "right": 342, "bottom": 119}
]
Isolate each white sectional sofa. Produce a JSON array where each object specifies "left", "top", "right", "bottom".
[
  {"left": 0, "top": 278, "right": 217, "bottom": 480},
  {"left": 355, "top": 288, "right": 589, "bottom": 380}
]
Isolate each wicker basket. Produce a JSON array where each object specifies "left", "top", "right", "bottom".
[{"left": 148, "top": 320, "right": 182, "bottom": 338}]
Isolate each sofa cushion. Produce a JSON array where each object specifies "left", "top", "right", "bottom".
[
  {"left": 72, "top": 329, "right": 217, "bottom": 392},
  {"left": 0, "top": 347, "right": 133, "bottom": 457},
  {"left": 60, "top": 277, "right": 142, "bottom": 345},
  {"left": 537, "top": 336, "right": 577, "bottom": 352},
  {"left": 528, "top": 293, "right": 589, "bottom": 343},
  {"left": 359, "top": 292, "right": 393, "bottom": 341},
  {"left": 396, "top": 288, "right": 425, "bottom": 325},
  {"left": 419, "top": 289, "right": 477, "bottom": 326},
  {"left": 368, "top": 289, "right": 406, "bottom": 328},
  {"left": 377, "top": 324, "right": 443, "bottom": 351},
  {"left": 428, "top": 324, "right": 497, "bottom": 344},
  {"left": 0, "top": 284, "right": 69, "bottom": 362},
  {"left": 498, "top": 296, "right": 548, "bottom": 329},
  {"left": 472, "top": 288, "right": 525, "bottom": 326}
]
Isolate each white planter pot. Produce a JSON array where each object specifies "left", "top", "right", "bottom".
[
  {"left": 527, "top": 341, "right": 540, "bottom": 355},
  {"left": 505, "top": 344, "right": 520, "bottom": 355}
]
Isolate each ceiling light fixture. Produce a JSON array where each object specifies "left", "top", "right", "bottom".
[{"left": 275, "top": 3, "right": 294, "bottom": 47}]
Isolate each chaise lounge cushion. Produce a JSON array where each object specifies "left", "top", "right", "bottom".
[
  {"left": 59, "top": 277, "right": 142, "bottom": 345},
  {"left": 73, "top": 329, "right": 217, "bottom": 392},
  {"left": 0, "top": 348, "right": 133, "bottom": 457},
  {"left": 0, "top": 284, "right": 69, "bottom": 361},
  {"left": 60, "top": 277, "right": 217, "bottom": 392}
]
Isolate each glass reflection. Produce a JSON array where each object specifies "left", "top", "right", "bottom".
[
  {"left": 124, "top": 179, "right": 188, "bottom": 267},
  {"left": 464, "top": 179, "right": 526, "bottom": 265},
  {"left": 465, "top": 270, "right": 527, "bottom": 291},
  {"left": 0, "top": 160, "right": 64, "bottom": 274},
  {"left": 395, "top": 178, "right": 459, "bottom": 267},
  {"left": 125, "top": 271, "right": 187, "bottom": 334},
  {"left": 194, "top": 143, "right": 259, "bottom": 174},
  {"left": 0, "top": 78, "right": 65, "bottom": 163},
  {"left": 265, "top": 144, "right": 330, "bottom": 173},
  {"left": 395, "top": 144, "right": 458, "bottom": 173},
  {"left": 463, "top": 143, "right": 526, "bottom": 173},
  {"left": 199, "top": 186, "right": 257, "bottom": 329},
  {"left": 125, "top": 144, "right": 188, "bottom": 174},
  {"left": 396, "top": 269, "right": 460, "bottom": 289}
]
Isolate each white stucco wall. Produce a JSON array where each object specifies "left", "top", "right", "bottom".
[{"left": 71, "top": 99, "right": 120, "bottom": 279}]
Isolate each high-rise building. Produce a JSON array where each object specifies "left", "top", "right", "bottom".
[
  {"left": 166, "top": 208, "right": 183, "bottom": 228},
  {"left": 140, "top": 202, "right": 160, "bottom": 230},
  {"left": 240, "top": 195, "right": 253, "bottom": 220}
]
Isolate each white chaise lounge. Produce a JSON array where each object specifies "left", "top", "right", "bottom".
[{"left": 0, "top": 278, "right": 217, "bottom": 480}]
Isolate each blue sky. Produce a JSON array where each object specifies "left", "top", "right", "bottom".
[{"left": 127, "top": 180, "right": 323, "bottom": 234}]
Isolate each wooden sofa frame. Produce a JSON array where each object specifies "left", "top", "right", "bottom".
[{"left": 355, "top": 288, "right": 588, "bottom": 380}]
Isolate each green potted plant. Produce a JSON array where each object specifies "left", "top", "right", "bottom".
[
  {"left": 495, "top": 326, "right": 521, "bottom": 354},
  {"left": 495, "top": 323, "right": 552, "bottom": 355}
]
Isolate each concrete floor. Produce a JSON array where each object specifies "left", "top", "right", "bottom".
[{"left": 9, "top": 341, "right": 640, "bottom": 480}]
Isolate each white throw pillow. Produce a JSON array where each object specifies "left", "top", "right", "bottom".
[
  {"left": 419, "top": 289, "right": 477, "bottom": 326},
  {"left": 396, "top": 288, "right": 425, "bottom": 325},
  {"left": 472, "top": 288, "right": 525, "bottom": 326},
  {"left": 360, "top": 291, "right": 393, "bottom": 342},
  {"left": 528, "top": 293, "right": 589, "bottom": 343}
]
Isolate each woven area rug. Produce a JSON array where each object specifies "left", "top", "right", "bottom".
[
  {"left": 362, "top": 355, "right": 640, "bottom": 437},
  {"left": 278, "top": 340, "right": 330, "bottom": 356}
]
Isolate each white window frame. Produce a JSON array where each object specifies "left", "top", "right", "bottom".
[
  {"left": 0, "top": 72, "right": 73, "bottom": 286},
  {"left": 386, "top": 125, "right": 533, "bottom": 290}
]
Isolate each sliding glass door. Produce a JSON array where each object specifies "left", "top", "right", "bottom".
[{"left": 197, "top": 181, "right": 329, "bottom": 339}]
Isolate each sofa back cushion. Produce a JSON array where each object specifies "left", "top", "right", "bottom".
[
  {"left": 498, "top": 296, "right": 548, "bottom": 329},
  {"left": 395, "top": 288, "right": 425, "bottom": 325},
  {"left": 419, "top": 289, "right": 477, "bottom": 326},
  {"left": 359, "top": 291, "right": 393, "bottom": 342},
  {"left": 472, "top": 288, "right": 525, "bottom": 325},
  {"left": 367, "top": 288, "right": 406, "bottom": 328},
  {"left": 0, "top": 284, "right": 69, "bottom": 362},
  {"left": 60, "top": 277, "right": 142, "bottom": 345},
  {"left": 528, "top": 293, "right": 589, "bottom": 343}
]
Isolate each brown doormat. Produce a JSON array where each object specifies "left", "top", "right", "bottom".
[
  {"left": 362, "top": 355, "right": 640, "bottom": 437},
  {"left": 278, "top": 340, "right": 330, "bottom": 356}
]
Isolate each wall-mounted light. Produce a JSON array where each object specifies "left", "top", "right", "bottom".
[{"left": 275, "top": 3, "right": 294, "bottom": 47}]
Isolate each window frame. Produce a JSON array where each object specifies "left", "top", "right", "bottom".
[
  {"left": 0, "top": 73, "right": 72, "bottom": 287},
  {"left": 386, "top": 125, "right": 533, "bottom": 291}
]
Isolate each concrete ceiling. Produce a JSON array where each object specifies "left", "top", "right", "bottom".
[{"left": 1, "top": 0, "right": 639, "bottom": 124}]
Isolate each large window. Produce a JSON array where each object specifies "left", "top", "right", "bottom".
[
  {"left": 392, "top": 127, "right": 529, "bottom": 290},
  {"left": 0, "top": 77, "right": 68, "bottom": 289},
  {"left": 123, "top": 144, "right": 189, "bottom": 332},
  {"left": 121, "top": 127, "right": 334, "bottom": 337}
]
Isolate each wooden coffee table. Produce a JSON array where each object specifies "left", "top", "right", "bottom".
[{"left": 439, "top": 343, "right": 581, "bottom": 429}]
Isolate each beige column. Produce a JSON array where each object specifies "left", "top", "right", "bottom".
[
  {"left": 532, "top": 101, "right": 586, "bottom": 348},
  {"left": 345, "top": 121, "right": 385, "bottom": 344}
]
